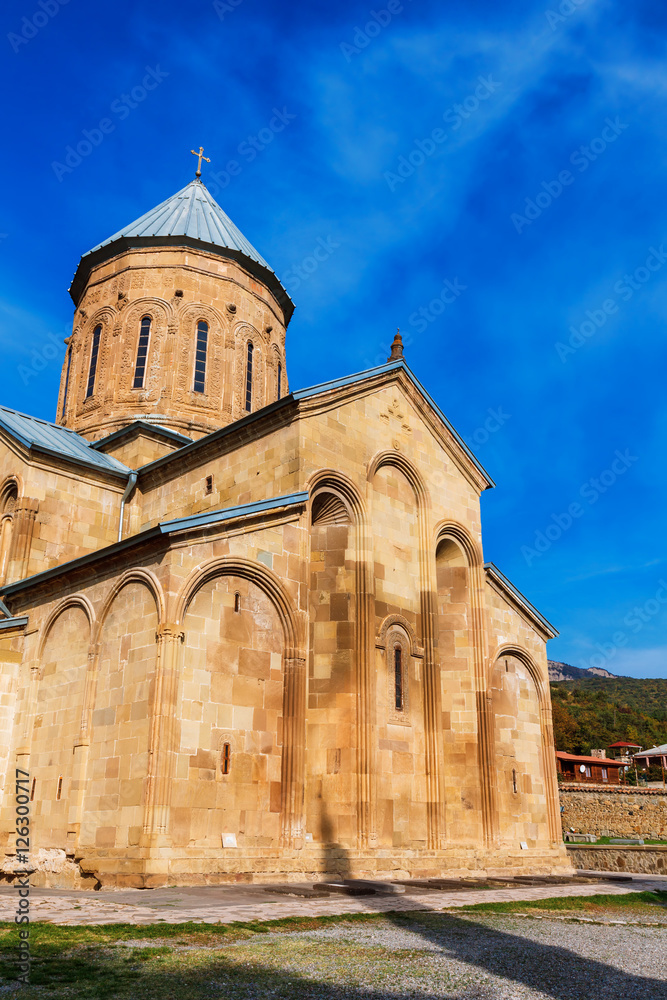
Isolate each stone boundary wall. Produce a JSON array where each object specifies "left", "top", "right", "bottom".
[
  {"left": 559, "top": 784, "right": 667, "bottom": 839},
  {"left": 567, "top": 844, "right": 667, "bottom": 875}
]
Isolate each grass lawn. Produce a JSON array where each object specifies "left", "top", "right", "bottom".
[
  {"left": 591, "top": 836, "right": 667, "bottom": 845},
  {"left": 454, "top": 889, "right": 667, "bottom": 916},
  {"left": 0, "top": 892, "right": 664, "bottom": 998}
]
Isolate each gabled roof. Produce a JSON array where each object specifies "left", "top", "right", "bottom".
[
  {"left": 608, "top": 741, "right": 642, "bottom": 748},
  {"left": 69, "top": 180, "right": 294, "bottom": 321},
  {"left": 91, "top": 421, "right": 192, "bottom": 454},
  {"left": 0, "top": 405, "right": 131, "bottom": 479},
  {"left": 292, "top": 359, "right": 495, "bottom": 490},
  {"left": 484, "top": 562, "right": 559, "bottom": 639},
  {"left": 135, "top": 359, "right": 495, "bottom": 490}
]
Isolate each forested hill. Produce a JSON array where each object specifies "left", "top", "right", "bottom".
[{"left": 550, "top": 676, "right": 667, "bottom": 755}]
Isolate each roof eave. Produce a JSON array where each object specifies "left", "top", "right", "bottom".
[
  {"left": 136, "top": 360, "right": 495, "bottom": 490},
  {"left": 484, "top": 562, "right": 559, "bottom": 640},
  {"left": 0, "top": 423, "right": 131, "bottom": 482},
  {"left": 69, "top": 235, "right": 295, "bottom": 325},
  {"left": 294, "top": 359, "right": 495, "bottom": 491},
  {"left": 91, "top": 421, "right": 193, "bottom": 453},
  {"left": 0, "top": 492, "right": 309, "bottom": 604}
]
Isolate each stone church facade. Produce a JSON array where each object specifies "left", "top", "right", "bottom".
[{"left": 0, "top": 177, "right": 568, "bottom": 886}]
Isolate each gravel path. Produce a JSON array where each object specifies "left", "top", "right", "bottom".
[{"left": 211, "top": 912, "right": 667, "bottom": 999}]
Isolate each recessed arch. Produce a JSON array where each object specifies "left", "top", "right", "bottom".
[
  {"left": 489, "top": 642, "right": 548, "bottom": 706},
  {"left": 176, "top": 300, "right": 227, "bottom": 331},
  {"left": 367, "top": 449, "right": 430, "bottom": 509},
  {"left": 37, "top": 594, "right": 96, "bottom": 661},
  {"left": 233, "top": 323, "right": 264, "bottom": 417},
  {"left": 434, "top": 520, "right": 483, "bottom": 569},
  {"left": 307, "top": 469, "right": 367, "bottom": 526},
  {"left": 93, "top": 568, "right": 165, "bottom": 644},
  {"left": 84, "top": 305, "right": 117, "bottom": 331},
  {"left": 120, "top": 296, "right": 174, "bottom": 330},
  {"left": 0, "top": 477, "right": 19, "bottom": 512},
  {"left": 174, "top": 556, "right": 303, "bottom": 655},
  {"left": 376, "top": 613, "right": 423, "bottom": 657},
  {"left": 489, "top": 643, "right": 559, "bottom": 843}
]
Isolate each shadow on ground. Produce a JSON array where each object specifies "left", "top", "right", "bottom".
[{"left": 304, "top": 808, "right": 667, "bottom": 1000}]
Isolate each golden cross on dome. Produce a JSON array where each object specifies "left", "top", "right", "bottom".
[{"left": 190, "top": 146, "right": 211, "bottom": 178}]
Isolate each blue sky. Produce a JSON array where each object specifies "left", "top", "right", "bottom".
[{"left": 1, "top": 0, "right": 666, "bottom": 678}]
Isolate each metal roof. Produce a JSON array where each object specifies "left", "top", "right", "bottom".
[
  {"left": 0, "top": 405, "right": 131, "bottom": 478},
  {"left": 91, "top": 421, "right": 193, "bottom": 453},
  {"left": 158, "top": 492, "right": 309, "bottom": 534},
  {"left": 0, "top": 616, "right": 28, "bottom": 630},
  {"left": 84, "top": 179, "right": 273, "bottom": 271},
  {"left": 634, "top": 744, "right": 667, "bottom": 757},
  {"left": 0, "top": 492, "right": 309, "bottom": 600},
  {"left": 71, "top": 179, "right": 294, "bottom": 321}
]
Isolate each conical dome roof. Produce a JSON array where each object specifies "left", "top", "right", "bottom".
[
  {"left": 69, "top": 179, "right": 293, "bottom": 321},
  {"left": 86, "top": 180, "right": 272, "bottom": 269}
]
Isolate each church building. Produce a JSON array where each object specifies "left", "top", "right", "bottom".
[{"left": 0, "top": 163, "right": 568, "bottom": 886}]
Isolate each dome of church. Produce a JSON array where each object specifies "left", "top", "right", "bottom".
[
  {"left": 87, "top": 179, "right": 272, "bottom": 270},
  {"left": 69, "top": 179, "right": 292, "bottom": 321}
]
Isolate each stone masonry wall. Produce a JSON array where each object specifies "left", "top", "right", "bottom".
[
  {"left": 566, "top": 845, "right": 667, "bottom": 875},
  {"left": 559, "top": 785, "right": 667, "bottom": 839}
]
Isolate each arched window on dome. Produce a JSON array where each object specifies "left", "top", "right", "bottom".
[
  {"left": 245, "top": 341, "right": 253, "bottom": 412},
  {"left": 193, "top": 320, "right": 208, "bottom": 393},
  {"left": 277, "top": 362, "right": 282, "bottom": 400},
  {"left": 86, "top": 325, "right": 102, "bottom": 398},
  {"left": 133, "top": 316, "right": 151, "bottom": 389}
]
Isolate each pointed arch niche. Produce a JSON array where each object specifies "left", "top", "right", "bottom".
[
  {"left": 435, "top": 537, "right": 472, "bottom": 674},
  {"left": 79, "top": 580, "right": 159, "bottom": 851},
  {"left": 0, "top": 480, "right": 18, "bottom": 586},
  {"left": 306, "top": 485, "right": 356, "bottom": 847},
  {"left": 490, "top": 649, "right": 557, "bottom": 849},
  {"left": 31, "top": 601, "right": 91, "bottom": 851},
  {"left": 174, "top": 556, "right": 305, "bottom": 851},
  {"left": 434, "top": 524, "right": 494, "bottom": 847}
]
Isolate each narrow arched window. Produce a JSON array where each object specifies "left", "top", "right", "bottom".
[
  {"left": 193, "top": 320, "right": 208, "bottom": 393},
  {"left": 245, "top": 341, "right": 253, "bottom": 412},
  {"left": 394, "top": 645, "right": 403, "bottom": 711},
  {"left": 133, "top": 316, "right": 151, "bottom": 388},
  {"left": 56, "top": 776, "right": 63, "bottom": 800},
  {"left": 61, "top": 346, "right": 72, "bottom": 417},
  {"left": 221, "top": 743, "right": 231, "bottom": 775},
  {"left": 86, "top": 325, "right": 102, "bottom": 398},
  {"left": 234, "top": 592, "right": 241, "bottom": 613},
  {"left": 277, "top": 362, "right": 282, "bottom": 400},
  {"left": 512, "top": 769, "right": 517, "bottom": 794}
]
